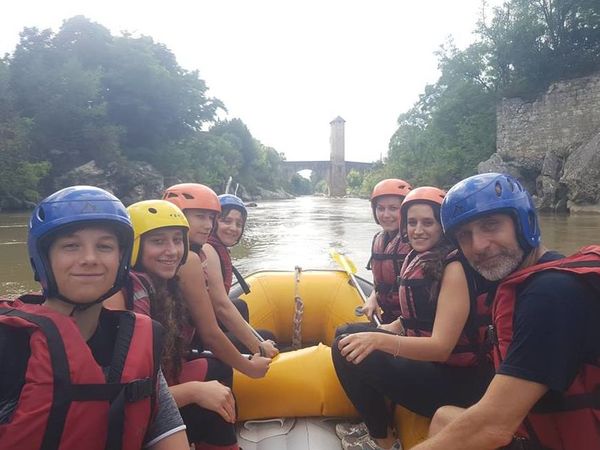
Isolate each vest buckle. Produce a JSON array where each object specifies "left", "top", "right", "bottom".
[{"left": 124, "top": 378, "right": 153, "bottom": 402}]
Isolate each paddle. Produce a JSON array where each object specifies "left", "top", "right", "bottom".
[{"left": 330, "top": 249, "right": 381, "bottom": 327}]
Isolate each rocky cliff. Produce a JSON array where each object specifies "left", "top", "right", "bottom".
[
  {"left": 57, "top": 160, "right": 164, "bottom": 206},
  {"left": 479, "top": 73, "right": 600, "bottom": 213}
]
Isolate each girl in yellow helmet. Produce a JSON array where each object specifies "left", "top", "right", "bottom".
[{"left": 106, "top": 200, "right": 246, "bottom": 450}]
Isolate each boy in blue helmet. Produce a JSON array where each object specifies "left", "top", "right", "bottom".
[
  {"left": 0, "top": 186, "right": 189, "bottom": 450},
  {"left": 413, "top": 173, "right": 600, "bottom": 450}
]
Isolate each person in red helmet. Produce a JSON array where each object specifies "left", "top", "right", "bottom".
[
  {"left": 163, "top": 184, "right": 278, "bottom": 358},
  {"left": 363, "top": 179, "right": 413, "bottom": 324},
  {"left": 333, "top": 187, "right": 495, "bottom": 450}
]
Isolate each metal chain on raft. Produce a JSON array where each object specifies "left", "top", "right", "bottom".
[{"left": 291, "top": 265, "right": 303, "bottom": 350}]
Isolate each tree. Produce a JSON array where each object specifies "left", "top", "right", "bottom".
[
  {"left": 386, "top": 0, "right": 600, "bottom": 188},
  {"left": 158, "top": 131, "right": 242, "bottom": 191},
  {"left": 210, "top": 119, "right": 263, "bottom": 192},
  {"left": 0, "top": 59, "right": 49, "bottom": 206},
  {"left": 289, "top": 173, "right": 312, "bottom": 195},
  {"left": 346, "top": 169, "right": 364, "bottom": 196}
]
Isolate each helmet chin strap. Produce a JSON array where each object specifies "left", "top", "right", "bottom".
[{"left": 55, "top": 285, "right": 121, "bottom": 317}]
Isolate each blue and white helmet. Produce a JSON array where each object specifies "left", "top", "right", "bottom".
[
  {"left": 28, "top": 186, "right": 133, "bottom": 301},
  {"left": 441, "top": 173, "right": 540, "bottom": 252}
]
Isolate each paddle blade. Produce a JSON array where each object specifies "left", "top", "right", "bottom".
[{"left": 329, "top": 249, "right": 357, "bottom": 274}]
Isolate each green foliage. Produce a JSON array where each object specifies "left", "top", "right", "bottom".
[
  {"left": 209, "top": 118, "right": 286, "bottom": 194},
  {"left": 288, "top": 173, "right": 312, "bottom": 195},
  {"left": 156, "top": 131, "right": 242, "bottom": 191},
  {"left": 0, "top": 117, "right": 50, "bottom": 206},
  {"left": 387, "top": 0, "right": 600, "bottom": 188},
  {"left": 253, "top": 144, "right": 287, "bottom": 191},
  {"left": 346, "top": 169, "right": 364, "bottom": 196},
  {"left": 480, "top": 0, "right": 600, "bottom": 97},
  {"left": 0, "top": 16, "right": 290, "bottom": 207},
  {"left": 313, "top": 179, "right": 329, "bottom": 195},
  {"left": 0, "top": 58, "right": 50, "bottom": 207}
]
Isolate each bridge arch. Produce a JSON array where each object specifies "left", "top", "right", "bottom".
[{"left": 281, "top": 160, "right": 375, "bottom": 194}]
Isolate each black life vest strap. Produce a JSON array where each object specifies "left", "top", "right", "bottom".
[
  {"left": 366, "top": 233, "right": 378, "bottom": 271},
  {"left": 400, "top": 316, "right": 434, "bottom": 333},
  {"left": 451, "top": 342, "right": 481, "bottom": 354},
  {"left": 105, "top": 311, "right": 140, "bottom": 450},
  {"left": 375, "top": 281, "right": 396, "bottom": 295},
  {"left": 398, "top": 278, "right": 431, "bottom": 288},
  {"left": 67, "top": 378, "right": 154, "bottom": 402},
  {"left": 531, "top": 388, "right": 600, "bottom": 413},
  {"left": 232, "top": 265, "right": 251, "bottom": 295},
  {"left": 371, "top": 253, "right": 405, "bottom": 262}
]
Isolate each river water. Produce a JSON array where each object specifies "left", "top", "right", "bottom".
[{"left": 1, "top": 196, "right": 599, "bottom": 296}]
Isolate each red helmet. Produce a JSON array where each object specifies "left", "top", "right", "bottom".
[
  {"left": 163, "top": 183, "right": 221, "bottom": 213},
  {"left": 370, "top": 178, "right": 412, "bottom": 224},
  {"left": 400, "top": 186, "right": 446, "bottom": 237}
]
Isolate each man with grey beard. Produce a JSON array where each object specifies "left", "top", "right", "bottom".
[{"left": 412, "top": 173, "right": 600, "bottom": 450}]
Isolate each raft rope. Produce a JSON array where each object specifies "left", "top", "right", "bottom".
[{"left": 291, "top": 266, "right": 303, "bottom": 350}]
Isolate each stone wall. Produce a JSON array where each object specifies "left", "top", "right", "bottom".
[{"left": 479, "top": 73, "right": 600, "bottom": 212}]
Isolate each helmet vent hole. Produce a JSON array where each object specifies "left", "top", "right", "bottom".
[
  {"left": 148, "top": 207, "right": 158, "bottom": 214},
  {"left": 166, "top": 192, "right": 178, "bottom": 198},
  {"left": 37, "top": 207, "right": 46, "bottom": 221},
  {"left": 183, "top": 193, "right": 194, "bottom": 199},
  {"left": 494, "top": 182, "right": 502, "bottom": 197},
  {"left": 508, "top": 179, "right": 515, "bottom": 192}
]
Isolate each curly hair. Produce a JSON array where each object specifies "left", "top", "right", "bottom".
[{"left": 146, "top": 274, "right": 188, "bottom": 383}]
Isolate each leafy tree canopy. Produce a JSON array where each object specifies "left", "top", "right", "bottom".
[
  {"left": 383, "top": 0, "right": 600, "bottom": 190},
  {"left": 0, "top": 16, "right": 288, "bottom": 207}
]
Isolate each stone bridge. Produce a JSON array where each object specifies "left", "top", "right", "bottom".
[
  {"left": 284, "top": 116, "right": 375, "bottom": 196},
  {"left": 282, "top": 160, "right": 374, "bottom": 185}
]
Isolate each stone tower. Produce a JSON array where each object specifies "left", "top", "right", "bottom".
[{"left": 329, "top": 116, "right": 346, "bottom": 196}]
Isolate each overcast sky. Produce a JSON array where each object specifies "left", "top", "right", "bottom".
[{"left": 1, "top": 1, "right": 498, "bottom": 163}]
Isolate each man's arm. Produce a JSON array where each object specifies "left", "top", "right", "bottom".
[{"left": 413, "top": 374, "right": 548, "bottom": 450}]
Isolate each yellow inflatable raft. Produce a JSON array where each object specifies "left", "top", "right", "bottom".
[{"left": 231, "top": 269, "right": 430, "bottom": 449}]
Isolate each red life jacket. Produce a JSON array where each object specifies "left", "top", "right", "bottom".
[
  {"left": 125, "top": 272, "right": 196, "bottom": 376},
  {"left": 208, "top": 235, "right": 234, "bottom": 294},
  {"left": 399, "top": 248, "right": 493, "bottom": 367},
  {"left": 369, "top": 231, "right": 411, "bottom": 323},
  {"left": 205, "top": 237, "right": 251, "bottom": 296},
  {"left": 491, "top": 245, "right": 600, "bottom": 450},
  {"left": 0, "top": 296, "right": 160, "bottom": 450}
]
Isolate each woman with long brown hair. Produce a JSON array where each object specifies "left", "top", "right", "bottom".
[
  {"left": 106, "top": 199, "right": 240, "bottom": 450},
  {"left": 332, "top": 187, "right": 495, "bottom": 450}
]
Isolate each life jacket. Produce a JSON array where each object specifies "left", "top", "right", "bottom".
[
  {"left": 208, "top": 235, "right": 234, "bottom": 294},
  {"left": 368, "top": 230, "right": 411, "bottom": 323},
  {"left": 125, "top": 271, "right": 195, "bottom": 355},
  {"left": 206, "top": 236, "right": 250, "bottom": 295},
  {"left": 490, "top": 245, "right": 600, "bottom": 450},
  {"left": 0, "top": 296, "right": 161, "bottom": 450},
  {"left": 399, "top": 248, "right": 494, "bottom": 367}
]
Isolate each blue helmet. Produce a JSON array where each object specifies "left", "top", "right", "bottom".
[
  {"left": 213, "top": 194, "right": 247, "bottom": 245},
  {"left": 441, "top": 173, "right": 540, "bottom": 252},
  {"left": 28, "top": 186, "right": 134, "bottom": 302},
  {"left": 218, "top": 194, "right": 247, "bottom": 220}
]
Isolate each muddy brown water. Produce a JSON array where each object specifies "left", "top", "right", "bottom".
[{"left": 1, "top": 197, "right": 599, "bottom": 296}]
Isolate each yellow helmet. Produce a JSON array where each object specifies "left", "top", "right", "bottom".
[{"left": 127, "top": 200, "right": 190, "bottom": 268}]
